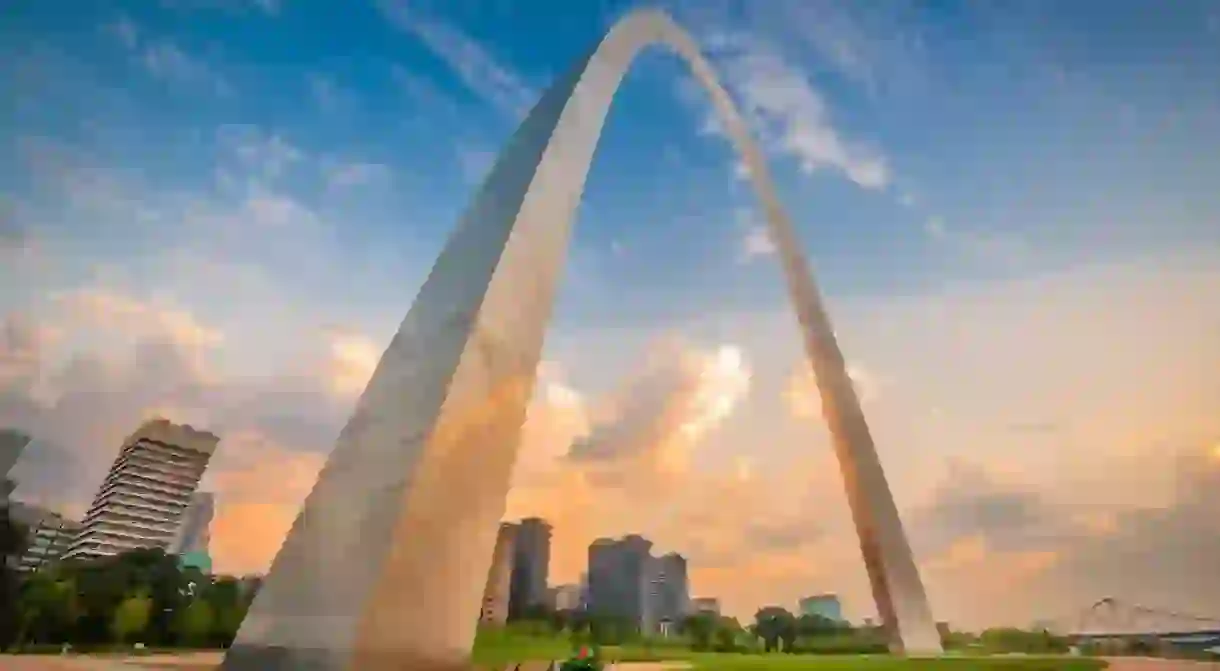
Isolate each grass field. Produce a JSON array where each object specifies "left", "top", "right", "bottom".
[{"left": 470, "top": 632, "right": 1108, "bottom": 670}]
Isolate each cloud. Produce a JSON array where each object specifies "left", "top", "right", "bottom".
[
  {"left": 908, "top": 446, "right": 1220, "bottom": 628},
  {"left": 566, "top": 339, "right": 751, "bottom": 486},
  {"left": 740, "top": 227, "right": 775, "bottom": 261},
  {"left": 320, "top": 328, "right": 381, "bottom": 397},
  {"left": 0, "top": 294, "right": 370, "bottom": 573},
  {"left": 53, "top": 287, "right": 224, "bottom": 350},
  {"left": 735, "top": 209, "right": 776, "bottom": 262},
  {"left": 218, "top": 126, "right": 304, "bottom": 181},
  {"left": 2, "top": 306, "right": 220, "bottom": 518},
  {"left": 0, "top": 314, "right": 54, "bottom": 395},
  {"left": 140, "top": 40, "right": 232, "bottom": 96},
  {"left": 783, "top": 360, "right": 884, "bottom": 418},
  {"left": 16, "top": 135, "right": 153, "bottom": 222},
  {"left": 910, "top": 460, "right": 1083, "bottom": 557},
  {"left": 693, "top": 34, "right": 889, "bottom": 189},
  {"left": 323, "top": 161, "right": 390, "bottom": 190},
  {"left": 376, "top": 1, "right": 538, "bottom": 118},
  {"left": 205, "top": 431, "right": 326, "bottom": 575},
  {"left": 501, "top": 338, "right": 844, "bottom": 618}
]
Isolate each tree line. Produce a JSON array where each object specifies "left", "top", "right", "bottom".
[
  {"left": 497, "top": 601, "right": 1074, "bottom": 657},
  {"left": 496, "top": 602, "right": 889, "bottom": 655},
  {"left": 1, "top": 509, "right": 258, "bottom": 652}
]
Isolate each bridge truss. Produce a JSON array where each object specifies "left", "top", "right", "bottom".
[{"left": 1051, "top": 598, "right": 1220, "bottom": 638}]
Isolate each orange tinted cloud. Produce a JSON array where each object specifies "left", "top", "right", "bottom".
[
  {"left": 204, "top": 430, "right": 326, "bottom": 576},
  {"left": 321, "top": 328, "right": 381, "bottom": 397},
  {"left": 54, "top": 287, "right": 223, "bottom": 349}
]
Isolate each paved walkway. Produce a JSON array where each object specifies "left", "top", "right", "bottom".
[
  {"left": 1104, "top": 659, "right": 1220, "bottom": 671},
  {"left": 0, "top": 654, "right": 221, "bottom": 670}
]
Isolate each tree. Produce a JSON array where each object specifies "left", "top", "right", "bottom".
[
  {"left": 0, "top": 507, "right": 28, "bottom": 649},
  {"left": 979, "top": 627, "right": 1069, "bottom": 654},
  {"left": 713, "top": 624, "right": 737, "bottom": 652},
  {"left": 753, "top": 607, "right": 795, "bottom": 653},
  {"left": 796, "top": 613, "right": 841, "bottom": 637},
  {"left": 681, "top": 612, "right": 716, "bottom": 651},
  {"left": 111, "top": 592, "right": 152, "bottom": 645},
  {"left": 204, "top": 577, "right": 247, "bottom": 647},
  {"left": 173, "top": 599, "right": 214, "bottom": 647},
  {"left": 14, "top": 571, "right": 78, "bottom": 646}
]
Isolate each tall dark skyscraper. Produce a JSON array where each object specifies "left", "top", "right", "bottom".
[
  {"left": 587, "top": 534, "right": 655, "bottom": 631},
  {"left": 508, "top": 517, "right": 551, "bottom": 618}
]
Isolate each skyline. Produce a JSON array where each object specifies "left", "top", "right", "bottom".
[{"left": 3, "top": 0, "right": 1220, "bottom": 631}]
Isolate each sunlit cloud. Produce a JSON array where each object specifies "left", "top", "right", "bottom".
[
  {"left": 53, "top": 288, "right": 224, "bottom": 350},
  {"left": 322, "top": 329, "right": 381, "bottom": 397}
]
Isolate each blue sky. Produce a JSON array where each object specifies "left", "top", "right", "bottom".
[
  {"left": 6, "top": 0, "right": 1218, "bottom": 330},
  {"left": 3, "top": 0, "right": 1220, "bottom": 628}
]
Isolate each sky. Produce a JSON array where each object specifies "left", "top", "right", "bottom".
[{"left": 2, "top": 0, "right": 1220, "bottom": 632}]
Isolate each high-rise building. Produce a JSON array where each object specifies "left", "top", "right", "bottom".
[
  {"left": 691, "top": 597, "right": 721, "bottom": 616},
  {"left": 798, "top": 594, "right": 843, "bottom": 622},
  {"left": 508, "top": 517, "right": 551, "bottom": 618},
  {"left": 8, "top": 502, "right": 81, "bottom": 572},
  {"left": 586, "top": 534, "right": 655, "bottom": 631},
  {"left": 649, "top": 552, "right": 690, "bottom": 627},
  {"left": 479, "top": 522, "right": 516, "bottom": 626},
  {"left": 64, "top": 419, "right": 219, "bottom": 561},
  {"left": 578, "top": 571, "right": 590, "bottom": 611},
  {"left": 169, "top": 491, "right": 215, "bottom": 574}
]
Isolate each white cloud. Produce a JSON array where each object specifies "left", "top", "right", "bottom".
[
  {"left": 242, "top": 189, "right": 317, "bottom": 228},
  {"left": 740, "top": 226, "right": 775, "bottom": 261},
  {"left": 219, "top": 127, "right": 304, "bottom": 181},
  {"left": 376, "top": 1, "right": 538, "bottom": 118},
  {"left": 141, "top": 40, "right": 232, "bottom": 96},
  {"left": 698, "top": 35, "right": 890, "bottom": 189},
  {"left": 324, "top": 161, "right": 390, "bottom": 190},
  {"left": 736, "top": 208, "right": 776, "bottom": 262}
]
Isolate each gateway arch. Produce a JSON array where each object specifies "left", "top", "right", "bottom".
[{"left": 224, "top": 9, "right": 941, "bottom": 670}]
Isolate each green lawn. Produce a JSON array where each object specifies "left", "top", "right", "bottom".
[{"left": 471, "top": 633, "right": 1107, "bottom": 670}]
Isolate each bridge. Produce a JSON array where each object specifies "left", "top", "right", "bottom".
[{"left": 1048, "top": 598, "right": 1220, "bottom": 655}]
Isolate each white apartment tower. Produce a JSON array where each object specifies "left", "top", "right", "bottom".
[{"left": 64, "top": 419, "right": 219, "bottom": 561}]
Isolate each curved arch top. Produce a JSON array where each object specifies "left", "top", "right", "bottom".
[{"left": 223, "top": 10, "right": 940, "bottom": 671}]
